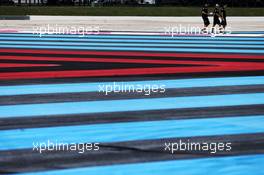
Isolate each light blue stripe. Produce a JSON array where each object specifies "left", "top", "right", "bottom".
[
  {"left": 1, "top": 37, "right": 264, "bottom": 44},
  {"left": 20, "top": 154, "right": 264, "bottom": 175},
  {"left": 0, "top": 115, "right": 264, "bottom": 150},
  {"left": 1, "top": 45, "right": 264, "bottom": 54},
  {"left": 1, "top": 33, "right": 264, "bottom": 40},
  {"left": 2, "top": 41, "right": 264, "bottom": 48},
  {"left": 1, "top": 76, "right": 264, "bottom": 96},
  {"left": 1, "top": 93, "right": 264, "bottom": 118}
]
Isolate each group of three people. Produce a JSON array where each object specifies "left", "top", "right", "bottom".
[{"left": 202, "top": 4, "right": 227, "bottom": 33}]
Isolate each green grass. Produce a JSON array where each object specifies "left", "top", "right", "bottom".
[{"left": 0, "top": 6, "right": 264, "bottom": 16}]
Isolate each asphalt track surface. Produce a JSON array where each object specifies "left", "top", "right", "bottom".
[{"left": 0, "top": 32, "right": 264, "bottom": 174}]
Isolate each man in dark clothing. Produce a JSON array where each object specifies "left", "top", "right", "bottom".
[
  {"left": 220, "top": 5, "right": 227, "bottom": 30},
  {"left": 201, "top": 4, "right": 210, "bottom": 32},
  {"left": 212, "top": 4, "right": 221, "bottom": 33}
]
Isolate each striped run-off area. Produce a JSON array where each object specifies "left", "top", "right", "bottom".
[{"left": 0, "top": 32, "right": 264, "bottom": 175}]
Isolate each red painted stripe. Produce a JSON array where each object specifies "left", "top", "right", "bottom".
[
  {"left": 0, "top": 55, "right": 233, "bottom": 65},
  {"left": 0, "top": 62, "right": 264, "bottom": 80},
  {"left": 0, "top": 63, "right": 58, "bottom": 68},
  {"left": 2, "top": 55, "right": 264, "bottom": 68},
  {"left": 0, "top": 48, "right": 264, "bottom": 59},
  {"left": 1, "top": 49, "right": 264, "bottom": 80}
]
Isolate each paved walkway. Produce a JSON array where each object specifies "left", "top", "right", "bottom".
[{"left": 0, "top": 16, "right": 263, "bottom": 32}]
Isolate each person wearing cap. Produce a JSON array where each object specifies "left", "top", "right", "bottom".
[
  {"left": 220, "top": 4, "right": 227, "bottom": 31},
  {"left": 201, "top": 4, "right": 210, "bottom": 32},
  {"left": 212, "top": 4, "right": 221, "bottom": 33}
]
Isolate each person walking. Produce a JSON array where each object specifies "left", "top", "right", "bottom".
[
  {"left": 220, "top": 4, "right": 227, "bottom": 32},
  {"left": 212, "top": 4, "right": 221, "bottom": 33},
  {"left": 201, "top": 4, "right": 210, "bottom": 32}
]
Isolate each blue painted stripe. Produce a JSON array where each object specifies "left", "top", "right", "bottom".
[
  {"left": 2, "top": 41, "right": 264, "bottom": 48},
  {"left": 1, "top": 93, "right": 264, "bottom": 118},
  {"left": 19, "top": 154, "right": 264, "bottom": 175},
  {"left": 1, "top": 45, "right": 264, "bottom": 54},
  {"left": 0, "top": 115, "right": 264, "bottom": 150},
  {"left": 1, "top": 76, "right": 264, "bottom": 96},
  {"left": 1, "top": 37, "right": 264, "bottom": 44},
  {"left": 1, "top": 33, "right": 264, "bottom": 40}
]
